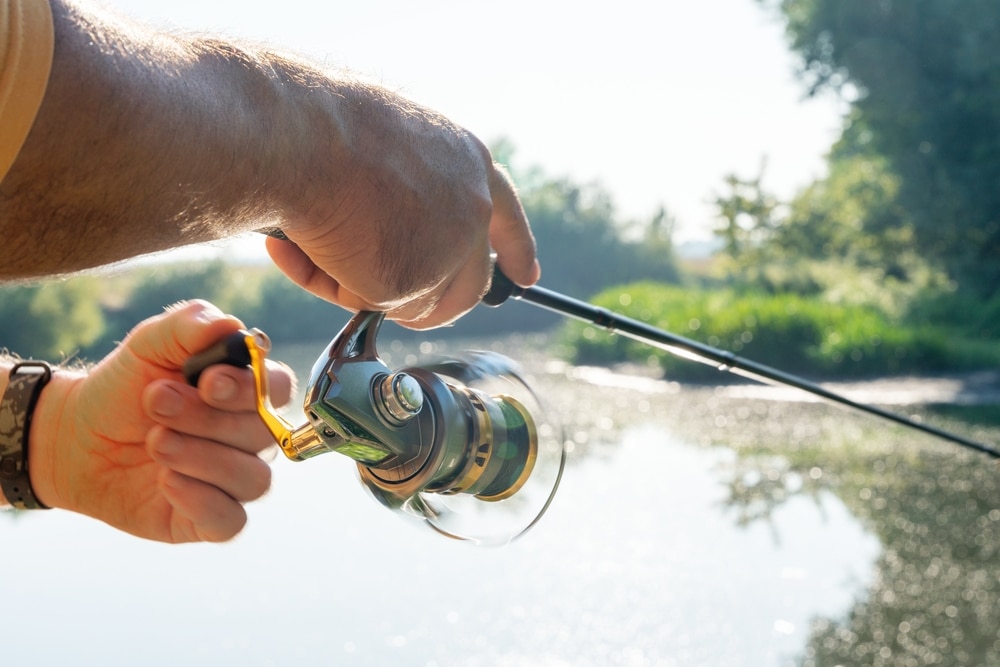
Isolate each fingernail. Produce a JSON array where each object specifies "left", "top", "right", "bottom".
[
  {"left": 154, "top": 386, "right": 183, "bottom": 417},
  {"left": 209, "top": 374, "right": 238, "bottom": 402}
]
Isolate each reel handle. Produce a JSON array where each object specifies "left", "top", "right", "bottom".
[
  {"left": 182, "top": 329, "right": 328, "bottom": 461},
  {"left": 182, "top": 330, "right": 257, "bottom": 386}
]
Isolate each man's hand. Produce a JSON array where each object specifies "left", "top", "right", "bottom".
[
  {"left": 28, "top": 300, "right": 295, "bottom": 543},
  {"left": 261, "top": 80, "right": 540, "bottom": 329},
  {"left": 266, "top": 108, "right": 540, "bottom": 328}
]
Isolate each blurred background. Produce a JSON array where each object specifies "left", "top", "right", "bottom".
[{"left": 2, "top": 1, "right": 998, "bottom": 665}]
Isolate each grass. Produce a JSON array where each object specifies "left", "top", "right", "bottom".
[{"left": 561, "top": 282, "right": 1000, "bottom": 382}]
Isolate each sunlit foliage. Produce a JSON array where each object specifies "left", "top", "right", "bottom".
[{"left": 758, "top": 0, "right": 1000, "bottom": 297}]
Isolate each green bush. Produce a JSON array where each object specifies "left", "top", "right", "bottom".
[
  {"left": 905, "top": 288, "right": 1000, "bottom": 342},
  {"left": 0, "top": 279, "right": 106, "bottom": 360},
  {"left": 562, "top": 282, "right": 997, "bottom": 381}
]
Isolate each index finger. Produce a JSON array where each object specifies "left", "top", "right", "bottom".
[
  {"left": 487, "top": 164, "right": 541, "bottom": 288},
  {"left": 126, "top": 300, "right": 246, "bottom": 371}
]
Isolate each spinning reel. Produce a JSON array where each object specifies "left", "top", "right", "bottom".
[{"left": 184, "top": 310, "right": 567, "bottom": 545}]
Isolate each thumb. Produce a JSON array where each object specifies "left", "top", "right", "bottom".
[
  {"left": 123, "top": 300, "right": 246, "bottom": 371},
  {"left": 487, "top": 164, "right": 540, "bottom": 288}
]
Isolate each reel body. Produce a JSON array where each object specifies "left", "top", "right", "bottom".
[{"left": 184, "top": 311, "right": 566, "bottom": 544}]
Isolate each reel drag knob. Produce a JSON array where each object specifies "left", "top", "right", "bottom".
[{"left": 375, "top": 372, "right": 424, "bottom": 425}]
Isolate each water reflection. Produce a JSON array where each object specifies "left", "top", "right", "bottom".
[
  {"left": 800, "top": 448, "right": 1000, "bottom": 667},
  {"left": 493, "top": 341, "right": 999, "bottom": 667},
  {"left": 718, "top": 442, "right": 1000, "bottom": 665},
  {"left": 1, "top": 336, "right": 995, "bottom": 666},
  {"left": 633, "top": 368, "right": 1000, "bottom": 667}
]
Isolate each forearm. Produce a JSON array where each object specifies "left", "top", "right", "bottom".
[
  {"left": 0, "top": 0, "right": 321, "bottom": 279},
  {"left": 0, "top": 1, "right": 537, "bottom": 328}
]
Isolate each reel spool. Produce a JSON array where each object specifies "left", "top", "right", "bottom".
[
  {"left": 369, "top": 350, "right": 565, "bottom": 544},
  {"left": 184, "top": 311, "right": 567, "bottom": 545}
]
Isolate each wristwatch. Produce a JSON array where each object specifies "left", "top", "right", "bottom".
[{"left": 0, "top": 362, "right": 52, "bottom": 510}]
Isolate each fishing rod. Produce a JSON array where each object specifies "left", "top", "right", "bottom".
[{"left": 483, "top": 268, "right": 1000, "bottom": 461}]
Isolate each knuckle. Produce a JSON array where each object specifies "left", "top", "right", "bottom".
[{"left": 471, "top": 192, "right": 494, "bottom": 226}]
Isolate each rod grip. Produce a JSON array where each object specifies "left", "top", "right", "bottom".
[
  {"left": 182, "top": 330, "right": 254, "bottom": 386},
  {"left": 482, "top": 265, "right": 520, "bottom": 307}
]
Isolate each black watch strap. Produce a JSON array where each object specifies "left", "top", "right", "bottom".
[{"left": 0, "top": 362, "right": 52, "bottom": 510}]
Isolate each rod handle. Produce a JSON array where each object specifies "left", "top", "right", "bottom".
[{"left": 482, "top": 265, "right": 522, "bottom": 307}]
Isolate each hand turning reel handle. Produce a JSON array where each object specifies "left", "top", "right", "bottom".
[{"left": 184, "top": 311, "right": 567, "bottom": 545}]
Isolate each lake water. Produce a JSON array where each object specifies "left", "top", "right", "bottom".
[{"left": 2, "top": 336, "right": 997, "bottom": 666}]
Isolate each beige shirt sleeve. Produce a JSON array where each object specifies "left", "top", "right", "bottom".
[{"left": 0, "top": 0, "right": 54, "bottom": 183}]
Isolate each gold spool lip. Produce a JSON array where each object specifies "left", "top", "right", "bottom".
[
  {"left": 475, "top": 394, "right": 539, "bottom": 502},
  {"left": 428, "top": 390, "right": 493, "bottom": 496}
]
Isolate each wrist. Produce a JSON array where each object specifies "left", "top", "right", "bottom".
[
  {"left": 0, "top": 363, "right": 50, "bottom": 508},
  {"left": 26, "top": 367, "right": 83, "bottom": 511},
  {"left": 231, "top": 49, "right": 353, "bottom": 237}
]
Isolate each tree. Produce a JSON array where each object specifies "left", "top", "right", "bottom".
[
  {"left": 763, "top": 0, "right": 1000, "bottom": 296},
  {"left": 0, "top": 279, "right": 105, "bottom": 360},
  {"left": 713, "top": 161, "right": 780, "bottom": 260},
  {"left": 778, "top": 130, "right": 913, "bottom": 273},
  {"left": 244, "top": 272, "right": 349, "bottom": 342}
]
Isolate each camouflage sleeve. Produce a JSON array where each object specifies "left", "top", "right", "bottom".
[{"left": 0, "top": 361, "right": 52, "bottom": 509}]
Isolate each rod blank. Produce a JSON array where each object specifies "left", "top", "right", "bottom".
[{"left": 485, "top": 271, "right": 1000, "bottom": 460}]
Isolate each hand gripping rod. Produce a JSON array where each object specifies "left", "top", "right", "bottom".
[{"left": 484, "top": 269, "right": 1000, "bottom": 460}]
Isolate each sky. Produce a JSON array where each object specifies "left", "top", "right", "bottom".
[{"left": 103, "top": 0, "right": 845, "bottom": 258}]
